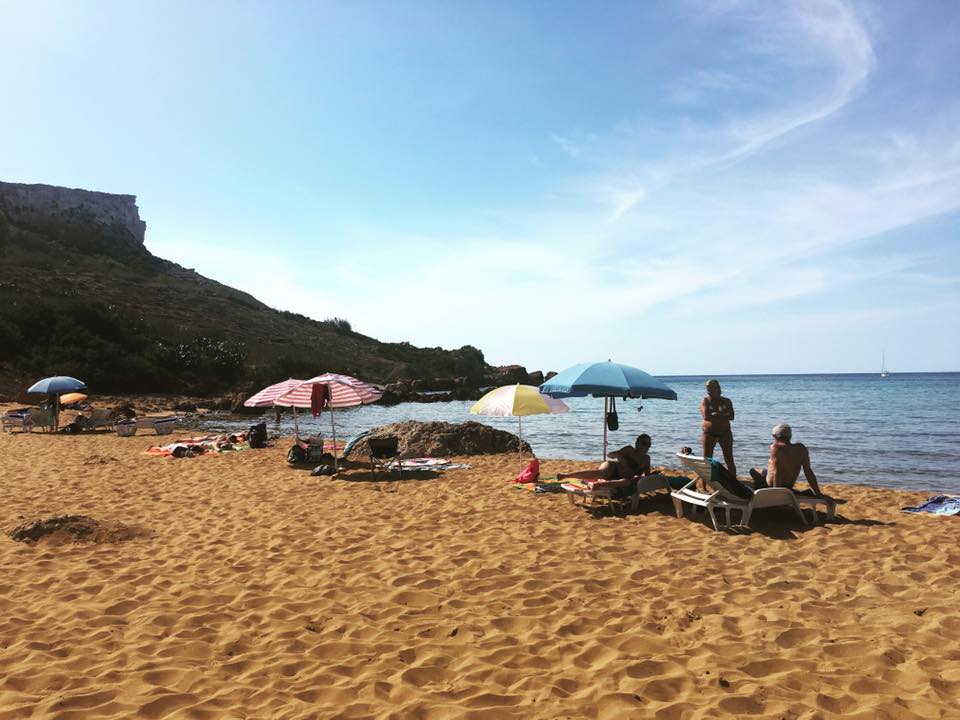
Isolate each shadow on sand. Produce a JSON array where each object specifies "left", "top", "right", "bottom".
[{"left": 574, "top": 491, "right": 894, "bottom": 540}]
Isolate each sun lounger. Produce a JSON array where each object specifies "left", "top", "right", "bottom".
[
  {"left": 1, "top": 407, "right": 55, "bottom": 433},
  {"left": 1, "top": 408, "right": 31, "bottom": 433},
  {"left": 563, "top": 473, "right": 670, "bottom": 515},
  {"left": 79, "top": 408, "right": 116, "bottom": 432},
  {"left": 672, "top": 454, "right": 815, "bottom": 530},
  {"left": 139, "top": 416, "right": 178, "bottom": 435}
]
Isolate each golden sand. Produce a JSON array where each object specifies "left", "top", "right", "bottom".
[{"left": 1, "top": 426, "right": 959, "bottom": 719}]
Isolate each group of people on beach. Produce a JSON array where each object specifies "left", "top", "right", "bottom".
[{"left": 557, "top": 379, "right": 824, "bottom": 498}]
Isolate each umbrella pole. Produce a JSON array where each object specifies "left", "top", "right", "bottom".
[
  {"left": 517, "top": 416, "right": 523, "bottom": 474},
  {"left": 293, "top": 406, "right": 300, "bottom": 438},
  {"left": 329, "top": 398, "right": 339, "bottom": 475},
  {"left": 602, "top": 396, "right": 608, "bottom": 461}
]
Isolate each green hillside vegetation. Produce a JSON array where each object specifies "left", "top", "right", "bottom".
[{"left": 0, "top": 206, "right": 486, "bottom": 397}]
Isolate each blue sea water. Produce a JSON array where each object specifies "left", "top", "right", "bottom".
[{"left": 206, "top": 373, "right": 960, "bottom": 494}]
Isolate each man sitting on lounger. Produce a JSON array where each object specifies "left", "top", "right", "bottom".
[
  {"left": 557, "top": 434, "right": 653, "bottom": 490},
  {"left": 750, "top": 423, "right": 824, "bottom": 497}
]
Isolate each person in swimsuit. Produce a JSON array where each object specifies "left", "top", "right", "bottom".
[
  {"left": 750, "top": 423, "right": 824, "bottom": 497},
  {"left": 701, "top": 379, "right": 737, "bottom": 478},
  {"left": 557, "top": 434, "right": 653, "bottom": 489}
]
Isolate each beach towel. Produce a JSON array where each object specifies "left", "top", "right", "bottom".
[
  {"left": 534, "top": 482, "right": 566, "bottom": 493},
  {"left": 342, "top": 430, "right": 371, "bottom": 458},
  {"left": 709, "top": 458, "right": 754, "bottom": 499},
  {"left": 147, "top": 434, "right": 251, "bottom": 457},
  {"left": 311, "top": 384, "right": 330, "bottom": 417},
  {"left": 901, "top": 495, "right": 960, "bottom": 516},
  {"left": 381, "top": 458, "right": 471, "bottom": 472}
]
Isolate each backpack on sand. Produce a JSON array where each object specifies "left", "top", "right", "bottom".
[{"left": 248, "top": 421, "right": 268, "bottom": 449}]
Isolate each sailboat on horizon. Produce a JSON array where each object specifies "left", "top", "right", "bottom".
[{"left": 881, "top": 352, "right": 890, "bottom": 378}]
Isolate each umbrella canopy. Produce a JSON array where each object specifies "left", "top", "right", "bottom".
[
  {"left": 274, "top": 374, "right": 384, "bottom": 475},
  {"left": 59, "top": 392, "right": 88, "bottom": 405},
  {"left": 540, "top": 361, "right": 677, "bottom": 460},
  {"left": 471, "top": 384, "right": 569, "bottom": 472},
  {"left": 243, "top": 379, "right": 306, "bottom": 408},
  {"left": 27, "top": 376, "right": 87, "bottom": 394},
  {"left": 539, "top": 361, "right": 677, "bottom": 400},
  {"left": 470, "top": 384, "right": 569, "bottom": 417},
  {"left": 274, "top": 374, "right": 382, "bottom": 408}
]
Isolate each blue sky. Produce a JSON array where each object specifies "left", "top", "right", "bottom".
[{"left": 2, "top": 0, "right": 958, "bottom": 374}]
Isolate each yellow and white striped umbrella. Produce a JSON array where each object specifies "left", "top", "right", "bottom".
[{"left": 470, "top": 384, "right": 569, "bottom": 470}]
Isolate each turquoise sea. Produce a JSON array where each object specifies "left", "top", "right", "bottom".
[{"left": 207, "top": 373, "right": 960, "bottom": 494}]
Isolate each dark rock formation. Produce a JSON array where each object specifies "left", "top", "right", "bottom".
[
  {"left": 0, "top": 181, "right": 146, "bottom": 251},
  {"left": 10, "top": 515, "right": 145, "bottom": 544},
  {"left": 349, "top": 420, "right": 531, "bottom": 458}
]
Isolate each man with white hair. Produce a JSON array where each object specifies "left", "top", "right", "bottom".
[{"left": 749, "top": 423, "right": 824, "bottom": 497}]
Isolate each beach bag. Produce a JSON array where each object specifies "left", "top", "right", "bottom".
[
  {"left": 515, "top": 458, "right": 540, "bottom": 484},
  {"left": 248, "top": 421, "right": 268, "bottom": 448},
  {"left": 606, "top": 397, "right": 619, "bottom": 431},
  {"left": 311, "top": 460, "right": 337, "bottom": 476},
  {"left": 287, "top": 443, "right": 307, "bottom": 464}
]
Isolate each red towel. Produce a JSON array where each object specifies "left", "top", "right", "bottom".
[{"left": 310, "top": 384, "right": 329, "bottom": 417}]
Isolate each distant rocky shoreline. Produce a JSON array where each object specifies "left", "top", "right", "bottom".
[{"left": 1, "top": 365, "right": 555, "bottom": 416}]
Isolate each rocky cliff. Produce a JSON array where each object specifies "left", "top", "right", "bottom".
[
  {"left": 0, "top": 181, "right": 146, "bottom": 253},
  {"left": 0, "top": 181, "right": 543, "bottom": 400}
]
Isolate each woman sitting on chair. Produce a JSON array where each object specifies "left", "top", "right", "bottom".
[{"left": 557, "top": 434, "right": 652, "bottom": 486}]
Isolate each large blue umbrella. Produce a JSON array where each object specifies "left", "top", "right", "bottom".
[
  {"left": 27, "top": 376, "right": 87, "bottom": 394},
  {"left": 27, "top": 376, "right": 87, "bottom": 431},
  {"left": 540, "top": 361, "right": 677, "bottom": 460}
]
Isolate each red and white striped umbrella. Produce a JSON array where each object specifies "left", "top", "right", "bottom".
[
  {"left": 274, "top": 374, "right": 383, "bottom": 476},
  {"left": 243, "top": 378, "right": 306, "bottom": 408},
  {"left": 274, "top": 373, "right": 382, "bottom": 408}
]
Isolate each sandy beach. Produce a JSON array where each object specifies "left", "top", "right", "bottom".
[{"left": 2, "top": 425, "right": 959, "bottom": 719}]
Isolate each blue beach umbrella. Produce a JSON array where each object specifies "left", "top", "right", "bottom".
[
  {"left": 27, "top": 376, "right": 87, "bottom": 394},
  {"left": 27, "top": 376, "right": 87, "bottom": 432},
  {"left": 540, "top": 361, "right": 677, "bottom": 460}
]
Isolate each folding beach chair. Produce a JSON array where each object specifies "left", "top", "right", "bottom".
[
  {"left": 369, "top": 436, "right": 402, "bottom": 480},
  {"left": 1, "top": 407, "right": 55, "bottom": 433},
  {"left": 80, "top": 408, "right": 116, "bottom": 432}
]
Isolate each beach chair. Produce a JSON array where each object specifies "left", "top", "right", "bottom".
[
  {"left": 671, "top": 454, "right": 807, "bottom": 530},
  {"left": 80, "top": 408, "right": 116, "bottom": 432},
  {"left": 135, "top": 416, "right": 179, "bottom": 435},
  {"left": 368, "top": 436, "right": 402, "bottom": 480},
  {"left": 563, "top": 474, "right": 670, "bottom": 515},
  {"left": 1, "top": 407, "right": 55, "bottom": 433},
  {"left": 2, "top": 408, "right": 29, "bottom": 433},
  {"left": 680, "top": 454, "right": 836, "bottom": 523}
]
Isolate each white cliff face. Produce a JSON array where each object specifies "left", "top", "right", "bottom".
[{"left": 0, "top": 181, "right": 146, "bottom": 247}]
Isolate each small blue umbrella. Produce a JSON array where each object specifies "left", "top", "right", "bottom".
[
  {"left": 540, "top": 361, "right": 676, "bottom": 460},
  {"left": 27, "top": 376, "right": 87, "bottom": 394}
]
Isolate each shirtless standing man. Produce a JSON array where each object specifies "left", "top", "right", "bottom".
[
  {"left": 750, "top": 423, "right": 824, "bottom": 497},
  {"left": 701, "top": 379, "right": 737, "bottom": 478}
]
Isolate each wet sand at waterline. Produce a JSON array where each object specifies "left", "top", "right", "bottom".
[{"left": 1, "top": 427, "right": 959, "bottom": 719}]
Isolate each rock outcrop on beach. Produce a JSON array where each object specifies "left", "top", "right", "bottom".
[
  {"left": 350, "top": 420, "right": 532, "bottom": 458},
  {"left": 8, "top": 514, "right": 140, "bottom": 544},
  {"left": 0, "top": 181, "right": 546, "bottom": 399}
]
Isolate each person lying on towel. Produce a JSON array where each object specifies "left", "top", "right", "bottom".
[{"left": 557, "top": 434, "right": 653, "bottom": 498}]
